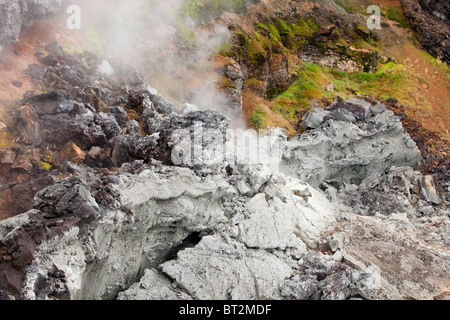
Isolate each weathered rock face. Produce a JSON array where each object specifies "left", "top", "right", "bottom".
[
  {"left": 1, "top": 160, "right": 386, "bottom": 300},
  {"left": 402, "top": 0, "right": 450, "bottom": 63},
  {"left": 0, "top": 157, "right": 328, "bottom": 298},
  {"left": 285, "top": 97, "right": 422, "bottom": 187},
  {"left": 0, "top": 0, "right": 63, "bottom": 47},
  {"left": 0, "top": 36, "right": 448, "bottom": 301}
]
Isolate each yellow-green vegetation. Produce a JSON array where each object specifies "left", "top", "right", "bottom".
[
  {"left": 182, "top": 0, "right": 244, "bottom": 21},
  {"left": 175, "top": 17, "right": 198, "bottom": 49},
  {"left": 84, "top": 25, "right": 104, "bottom": 54},
  {"left": 271, "top": 60, "right": 435, "bottom": 121},
  {"left": 245, "top": 78, "right": 264, "bottom": 88},
  {"left": 249, "top": 107, "right": 267, "bottom": 129},
  {"left": 233, "top": 18, "right": 318, "bottom": 66},
  {"left": 217, "top": 76, "right": 236, "bottom": 89},
  {"left": 419, "top": 50, "right": 450, "bottom": 87},
  {"left": 63, "top": 42, "right": 84, "bottom": 55},
  {"left": 39, "top": 161, "right": 52, "bottom": 171},
  {"left": 247, "top": 31, "right": 270, "bottom": 65},
  {"left": 275, "top": 63, "right": 325, "bottom": 116},
  {"left": 334, "top": 0, "right": 367, "bottom": 14},
  {"left": 384, "top": 6, "right": 409, "bottom": 28},
  {"left": 0, "top": 131, "right": 14, "bottom": 149},
  {"left": 218, "top": 41, "right": 234, "bottom": 57}
]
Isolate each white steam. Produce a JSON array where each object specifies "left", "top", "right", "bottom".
[{"left": 63, "top": 0, "right": 235, "bottom": 117}]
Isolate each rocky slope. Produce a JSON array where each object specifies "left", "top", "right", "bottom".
[
  {"left": 0, "top": 0, "right": 449, "bottom": 301},
  {"left": 0, "top": 0, "right": 63, "bottom": 48},
  {"left": 402, "top": 0, "right": 450, "bottom": 64},
  {"left": 0, "top": 40, "right": 448, "bottom": 300}
]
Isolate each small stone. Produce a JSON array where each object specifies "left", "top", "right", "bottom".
[
  {"left": 125, "top": 120, "right": 140, "bottom": 135},
  {"left": 60, "top": 141, "right": 86, "bottom": 164},
  {"left": 345, "top": 97, "right": 372, "bottom": 120},
  {"left": 12, "top": 80, "right": 23, "bottom": 88},
  {"left": 236, "top": 180, "right": 252, "bottom": 196},
  {"left": 88, "top": 146, "right": 103, "bottom": 158},
  {"left": 419, "top": 175, "right": 441, "bottom": 205},
  {"left": 181, "top": 103, "right": 199, "bottom": 114},
  {"left": 1, "top": 150, "right": 16, "bottom": 164},
  {"left": 328, "top": 236, "right": 341, "bottom": 252},
  {"left": 19, "top": 105, "right": 42, "bottom": 146},
  {"left": 26, "top": 64, "right": 47, "bottom": 80},
  {"left": 332, "top": 250, "right": 343, "bottom": 262},
  {"left": 145, "top": 85, "right": 158, "bottom": 96},
  {"left": 292, "top": 184, "right": 312, "bottom": 199},
  {"left": 12, "top": 155, "right": 33, "bottom": 172},
  {"left": 42, "top": 150, "right": 61, "bottom": 167},
  {"left": 331, "top": 108, "right": 357, "bottom": 123},
  {"left": 97, "top": 60, "right": 115, "bottom": 76},
  {"left": 301, "top": 108, "right": 330, "bottom": 129},
  {"left": 371, "top": 103, "right": 387, "bottom": 114}
]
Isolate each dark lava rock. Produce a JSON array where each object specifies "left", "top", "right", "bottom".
[
  {"left": 40, "top": 113, "right": 107, "bottom": 148},
  {"left": 26, "top": 63, "right": 47, "bottom": 80},
  {"left": 26, "top": 90, "right": 75, "bottom": 116},
  {"left": 111, "top": 134, "right": 158, "bottom": 167},
  {"left": 94, "top": 112, "right": 121, "bottom": 140},
  {"left": 402, "top": 0, "right": 450, "bottom": 63}
]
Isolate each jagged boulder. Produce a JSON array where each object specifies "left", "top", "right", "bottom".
[{"left": 286, "top": 98, "right": 422, "bottom": 187}]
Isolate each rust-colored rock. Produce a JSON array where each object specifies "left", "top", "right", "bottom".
[
  {"left": 18, "top": 105, "right": 42, "bottom": 147},
  {"left": 60, "top": 141, "right": 86, "bottom": 164}
]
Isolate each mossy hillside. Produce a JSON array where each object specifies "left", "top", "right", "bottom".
[
  {"left": 0, "top": 131, "right": 15, "bottom": 149},
  {"left": 243, "top": 91, "right": 296, "bottom": 134},
  {"left": 334, "top": 0, "right": 367, "bottom": 14},
  {"left": 182, "top": 0, "right": 245, "bottom": 22},
  {"left": 249, "top": 107, "right": 266, "bottom": 129},
  {"left": 175, "top": 17, "right": 198, "bottom": 50},
  {"left": 384, "top": 6, "right": 409, "bottom": 28},
  {"left": 228, "top": 18, "right": 319, "bottom": 66},
  {"left": 271, "top": 60, "right": 435, "bottom": 122}
]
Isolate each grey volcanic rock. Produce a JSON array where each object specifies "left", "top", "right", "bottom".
[
  {"left": 285, "top": 98, "right": 422, "bottom": 187},
  {"left": 0, "top": 0, "right": 63, "bottom": 47},
  {"left": 117, "top": 269, "right": 193, "bottom": 300},
  {"left": 27, "top": 90, "right": 75, "bottom": 116},
  {"left": 121, "top": 236, "right": 385, "bottom": 300},
  {"left": 159, "top": 233, "right": 293, "bottom": 300},
  {"left": 0, "top": 160, "right": 345, "bottom": 300},
  {"left": 0, "top": 30, "right": 447, "bottom": 302}
]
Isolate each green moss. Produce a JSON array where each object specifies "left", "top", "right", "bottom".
[
  {"left": 218, "top": 41, "right": 234, "bottom": 57},
  {"left": 273, "top": 62, "right": 326, "bottom": 114},
  {"left": 271, "top": 59, "right": 434, "bottom": 120},
  {"left": 247, "top": 31, "right": 269, "bottom": 65},
  {"left": 85, "top": 25, "right": 104, "bottom": 54},
  {"left": 375, "top": 62, "right": 397, "bottom": 75},
  {"left": 175, "top": 17, "right": 198, "bottom": 49},
  {"left": 334, "top": 0, "right": 366, "bottom": 14},
  {"left": 182, "top": 0, "right": 244, "bottom": 21},
  {"left": 217, "top": 76, "right": 236, "bottom": 89},
  {"left": 40, "top": 161, "right": 52, "bottom": 171},
  {"left": 245, "top": 78, "right": 264, "bottom": 86},
  {"left": 385, "top": 7, "right": 409, "bottom": 28},
  {"left": 0, "top": 132, "right": 14, "bottom": 149},
  {"left": 249, "top": 107, "right": 267, "bottom": 129}
]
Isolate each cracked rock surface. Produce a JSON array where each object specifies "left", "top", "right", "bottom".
[{"left": 0, "top": 39, "right": 448, "bottom": 301}]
